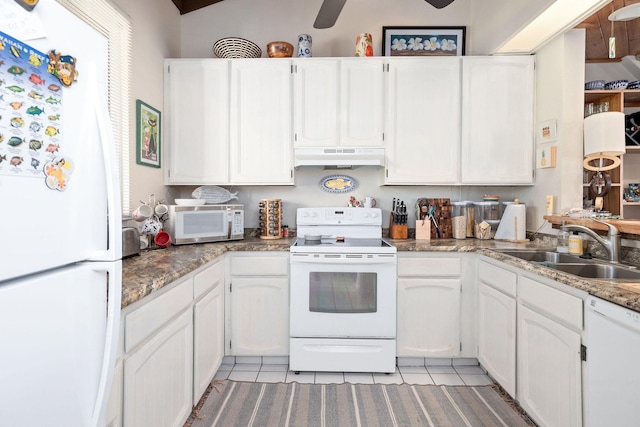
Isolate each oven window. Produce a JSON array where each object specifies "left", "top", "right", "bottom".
[{"left": 309, "top": 272, "right": 377, "bottom": 313}]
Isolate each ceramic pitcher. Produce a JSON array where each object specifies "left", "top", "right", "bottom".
[
  {"left": 355, "top": 33, "right": 373, "bottom": 57},
  {"left": 298, "top": 34, "right": 312, "bottom": 57}
]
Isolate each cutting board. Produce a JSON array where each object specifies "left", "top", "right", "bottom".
[{"left": 416, "top": 198, "right": 452, "bottom": 239}]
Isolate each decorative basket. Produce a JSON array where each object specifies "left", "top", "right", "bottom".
[{"left": 212, "top": 37, "right": 262, "bottom": 58}]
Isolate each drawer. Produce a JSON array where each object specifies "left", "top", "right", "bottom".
[
  {"left": 194, "top": 258, "right": 224, "bottom": 300},
  {"left": 478, "top": 260, "right": 517, "bottom": 297},
  {"left": 230, "top": 255, "right": 288, "bottom": 276},
  {"left": 398, "top": 256, "right": 461, "bottom": 277},
  {"left": 125, "top": 277, "right": 193, "bottom": 352},
  {"left": 518, "top": 276, "right": 583, "bottom": 330}
]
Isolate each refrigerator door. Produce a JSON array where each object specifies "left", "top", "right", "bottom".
[
  {"left": 0, "top": 260, "right": 121, "bottom": 427},
  {"left": 0, "top": 1, "right": 121, "bottom": 283}
]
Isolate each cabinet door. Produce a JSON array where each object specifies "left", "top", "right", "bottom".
[
  {"left": 230, "top": 60, "right": 293, "bottom": 184},
  {"left": 164, "top": 59, "right": 229, "bottom": 184},
  {"left": 477, "top": 282, "right": 516, "bottom": 397},
  {"left": 229, "top": 277, "right": 289, "bottom": 356},
  {"left": 293, "top": 59, "right": 340, "bottom": 147},
  {"left": 340, "top": 58, "right": 385, "bottom": 147},
  {"left": 517, "top": 304, "right": 582, "bottom": 427},
  {"left": 193, "top": 283, "right": 224, "bottom": 405},
  {"left": 124, "top": 310, "right": 193, "bottom": 427},
  {"left": 397, "top": 277, "right": 460, "bottom": 357},
  {"left": 461, "top": 56, "right": 534, "bottom": 184},
  {"left": 385, "top": 58, "right": 460, "bottom": 184}
]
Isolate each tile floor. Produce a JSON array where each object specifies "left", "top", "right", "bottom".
[{"left": 214, "top": 358, "right": 494, "bottom": 386}]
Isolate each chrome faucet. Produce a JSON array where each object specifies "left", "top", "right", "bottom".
[{"left": 562, "top": 219, "right": 621, "bottom": 263}]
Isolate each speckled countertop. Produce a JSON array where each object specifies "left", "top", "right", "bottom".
[{"left": 122, "top": 236, "right": 640, "bottom": 312}]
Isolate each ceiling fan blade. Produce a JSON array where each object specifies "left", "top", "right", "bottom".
[
  {"left": 314, "top": 0, "right": 347, "bottom": 29},
  {"left": 424, "top": 0, "right": 454, "bottom": 9}
]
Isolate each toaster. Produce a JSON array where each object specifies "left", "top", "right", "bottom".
[{"left": 122, "top": 227, "right": 141, "bottom": 258}]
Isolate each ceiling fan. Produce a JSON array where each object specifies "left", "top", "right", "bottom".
[{"left": 314, "top": 0, "right": 455, "bottom": 29}]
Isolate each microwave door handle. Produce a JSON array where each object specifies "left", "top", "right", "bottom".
[{"left": 227, "top": 212, "right": 232, "bottom": 239}]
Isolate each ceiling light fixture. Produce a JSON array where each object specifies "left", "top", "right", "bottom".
[{"left": 608, "top": 3, "right": 640, "bottom": 21}]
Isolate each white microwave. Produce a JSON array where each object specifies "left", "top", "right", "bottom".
[{"left": 165, "top": 204, "right": 244, "bottom": 245}]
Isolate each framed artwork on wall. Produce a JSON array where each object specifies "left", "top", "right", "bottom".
[
  {"left": 136, "top": 99, "right": 161, "bottom": 168},
  {"left": 382, "top": 26, "right": 466, "bottom": 57}
]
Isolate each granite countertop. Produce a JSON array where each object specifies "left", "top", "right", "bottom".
[{"left": 123, "top": 236, "right": 640, "bottom": 312}]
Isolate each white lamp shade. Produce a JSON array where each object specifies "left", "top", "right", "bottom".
[{"left": 584, "top": 111, "right": 626, "bottom": 157}]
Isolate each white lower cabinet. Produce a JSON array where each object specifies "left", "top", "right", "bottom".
[
  {"left": 227, "top": 253, "right": 289, "bottom": 356},
  {"left": 108, "top": 257, "right": 225, "bottom": 427},
  {"left": 193, "top": 260, "right": 225, "bottom": 405},
  {"left": 517, "top": 275, "right": 583, "bottom": 427},
  {"left": 124, "top": 309, "right": 193, "bottom": 427},
  {"left": 477, "top": 260, "right": 517, "bottom": 397},
  {"left": 397, "top": 254, "right": 462, "bottom": 357}
]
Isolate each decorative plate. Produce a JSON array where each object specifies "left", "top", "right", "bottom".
[{"left": 320, "top": 175, "right": 357, "bottom": 193}]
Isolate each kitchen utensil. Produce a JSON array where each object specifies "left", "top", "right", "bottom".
[
  {"left": 132, "top": 204, "right": 153, "bottom": 222},
  {"left": 267, "top": 41, "right": 294, "bottom": 58},
  {"left": 141, "top": 215, "right": 162, "bottom": 236},
  {"left": 155, "top": 203, "right": 168, "bottom": 216},
  {"left": 154, "top": 230, "right": 172, "bottom": 248}
]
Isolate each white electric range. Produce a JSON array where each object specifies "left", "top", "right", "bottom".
[{"left": 289, "top": 207, "right": 397, "bottom": 373}]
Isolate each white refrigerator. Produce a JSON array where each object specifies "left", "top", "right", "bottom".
[{"left": 0, "top": 1, "right": 123, "bottom": 426}]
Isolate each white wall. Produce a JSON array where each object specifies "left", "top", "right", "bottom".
[
  {"left": 111, "top": 0, "right": 181, "bottom": 213},
  {"left": 180, "top": 0, "right": 471, "bottom": 58},
  {"left": 519, "top": 29, "right": 585, "bottom": 233}
]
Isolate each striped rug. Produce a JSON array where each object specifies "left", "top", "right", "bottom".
[{"left": 186, "top": 381, "right": 533, "bottom": 427}]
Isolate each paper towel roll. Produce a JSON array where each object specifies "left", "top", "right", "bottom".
[{"left": 494, "top": 204, "right": 526, "bottom": 241}]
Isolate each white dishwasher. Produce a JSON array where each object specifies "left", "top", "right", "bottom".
[{"left": 585, "top": 295, "right": 640, "bottom": 427}]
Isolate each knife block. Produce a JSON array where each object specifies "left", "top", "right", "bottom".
[{"left": 388, "top": 213, "right": 408, "bottom": 239}]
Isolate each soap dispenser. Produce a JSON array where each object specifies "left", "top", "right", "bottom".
[
  {"left": 568, "top": 231, "right": 584, "bottom": 255},
  {"left": 557, "top": 222, "right": 570, "bottom": 253}
]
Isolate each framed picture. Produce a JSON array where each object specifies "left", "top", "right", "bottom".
[
  {"left": 382, "top": 26, "right": 466, "bottom": 57},
  {"left": 136, "top": 99, "right": 161, "bottom": 168},
  {"left": 537, "top": 119, "right": 557, "bottom": 143}
]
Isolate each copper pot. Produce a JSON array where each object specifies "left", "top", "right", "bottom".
[{"left": 267, "top": 41, "right": 293, "bottom": 58}]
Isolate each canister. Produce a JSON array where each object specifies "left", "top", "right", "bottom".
[
  {"left": 297, "top": 34, "right": 312, "bottom": 57},
  {"left": 451, "top": 201, "right": 468, "bottom": 239}
]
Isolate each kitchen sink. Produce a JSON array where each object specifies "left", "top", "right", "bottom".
[
  {"left": 494, "top": 249, "right": 640, "bottom": 280},
  {"left": 495, "top": 250, "right": 588, "bottom": 264},
  {"left": 550, "top": 263, "right": 640, "bottom": 280}
]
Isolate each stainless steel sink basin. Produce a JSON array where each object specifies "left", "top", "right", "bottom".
[
  {"left": 550, "top": 263, "right": 640, "bottom": 280},
  {"left": 494, "top": 249, "right": 640, "bottom": 280},
  {"left": 495, "top": 250, "right": 587, "bottom": 264}
]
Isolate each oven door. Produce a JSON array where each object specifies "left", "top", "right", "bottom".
[{"left": 290, "top": 252, "right": 397, "bottom": 338}]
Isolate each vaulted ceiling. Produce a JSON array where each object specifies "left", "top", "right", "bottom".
[
  {"left": 171, "top": 0, "right": 221, "bottom": 15},
  {"left": 577, "top": 0, "right": 640, "bottom": 62}
]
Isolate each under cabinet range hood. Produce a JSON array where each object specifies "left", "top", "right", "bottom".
[{"left": 294, "top": 147, "right": 385, "bottom": 168}]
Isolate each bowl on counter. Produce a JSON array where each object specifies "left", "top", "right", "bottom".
[
  {"left": 585, "top": 80, "right": 605, "bottom": 90},
  {"left": 604, "top": 79, "right": 629, "bottom": 90},
  {"left": 267, "top": 41, "right": 294, "bottom": 58}
]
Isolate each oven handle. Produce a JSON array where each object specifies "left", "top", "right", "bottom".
[{"left": 290, "top": 255, "right": 397, "bottom": 264}]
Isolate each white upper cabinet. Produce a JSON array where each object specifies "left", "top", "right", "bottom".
[
  {"left": 385, "top": 57, "right": 461, "bottom": 184},
  {"left": 164, "top": 59, "right": 230, "bottom": 185},
  {"left": 293, "top": 58, "right": 384, "bottom": 148},
  {"left": 341, "top": 58, "right": 385, "bottom": 147},
  {"left": 229, "top": 60, "right": 294, "bottom": 185},
  {"left": 293, "top": 59, "right": 340, "bottom": 147},
  {"left": 461, "top": 56, "right": 535, "bottom": 185}
]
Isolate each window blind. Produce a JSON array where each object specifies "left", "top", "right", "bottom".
[{"left": 55, "top": 0, "right": 132, "bottom": 214}]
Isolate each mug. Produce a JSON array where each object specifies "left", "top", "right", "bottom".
[
  {"left": 154, "top": 230, "right": 172, "bottom": 248},
  {"left": 155, "top": 203, "right": 168, "bottom": 216},
  {"left": 132, "top": 204, "right": 153, "bottom": 222},
  {"left": 364, "top": 197, "right": 377, "bottom": 208},
  {"left": 141, "top": 215, "right": 162, "bottom": 235}
]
